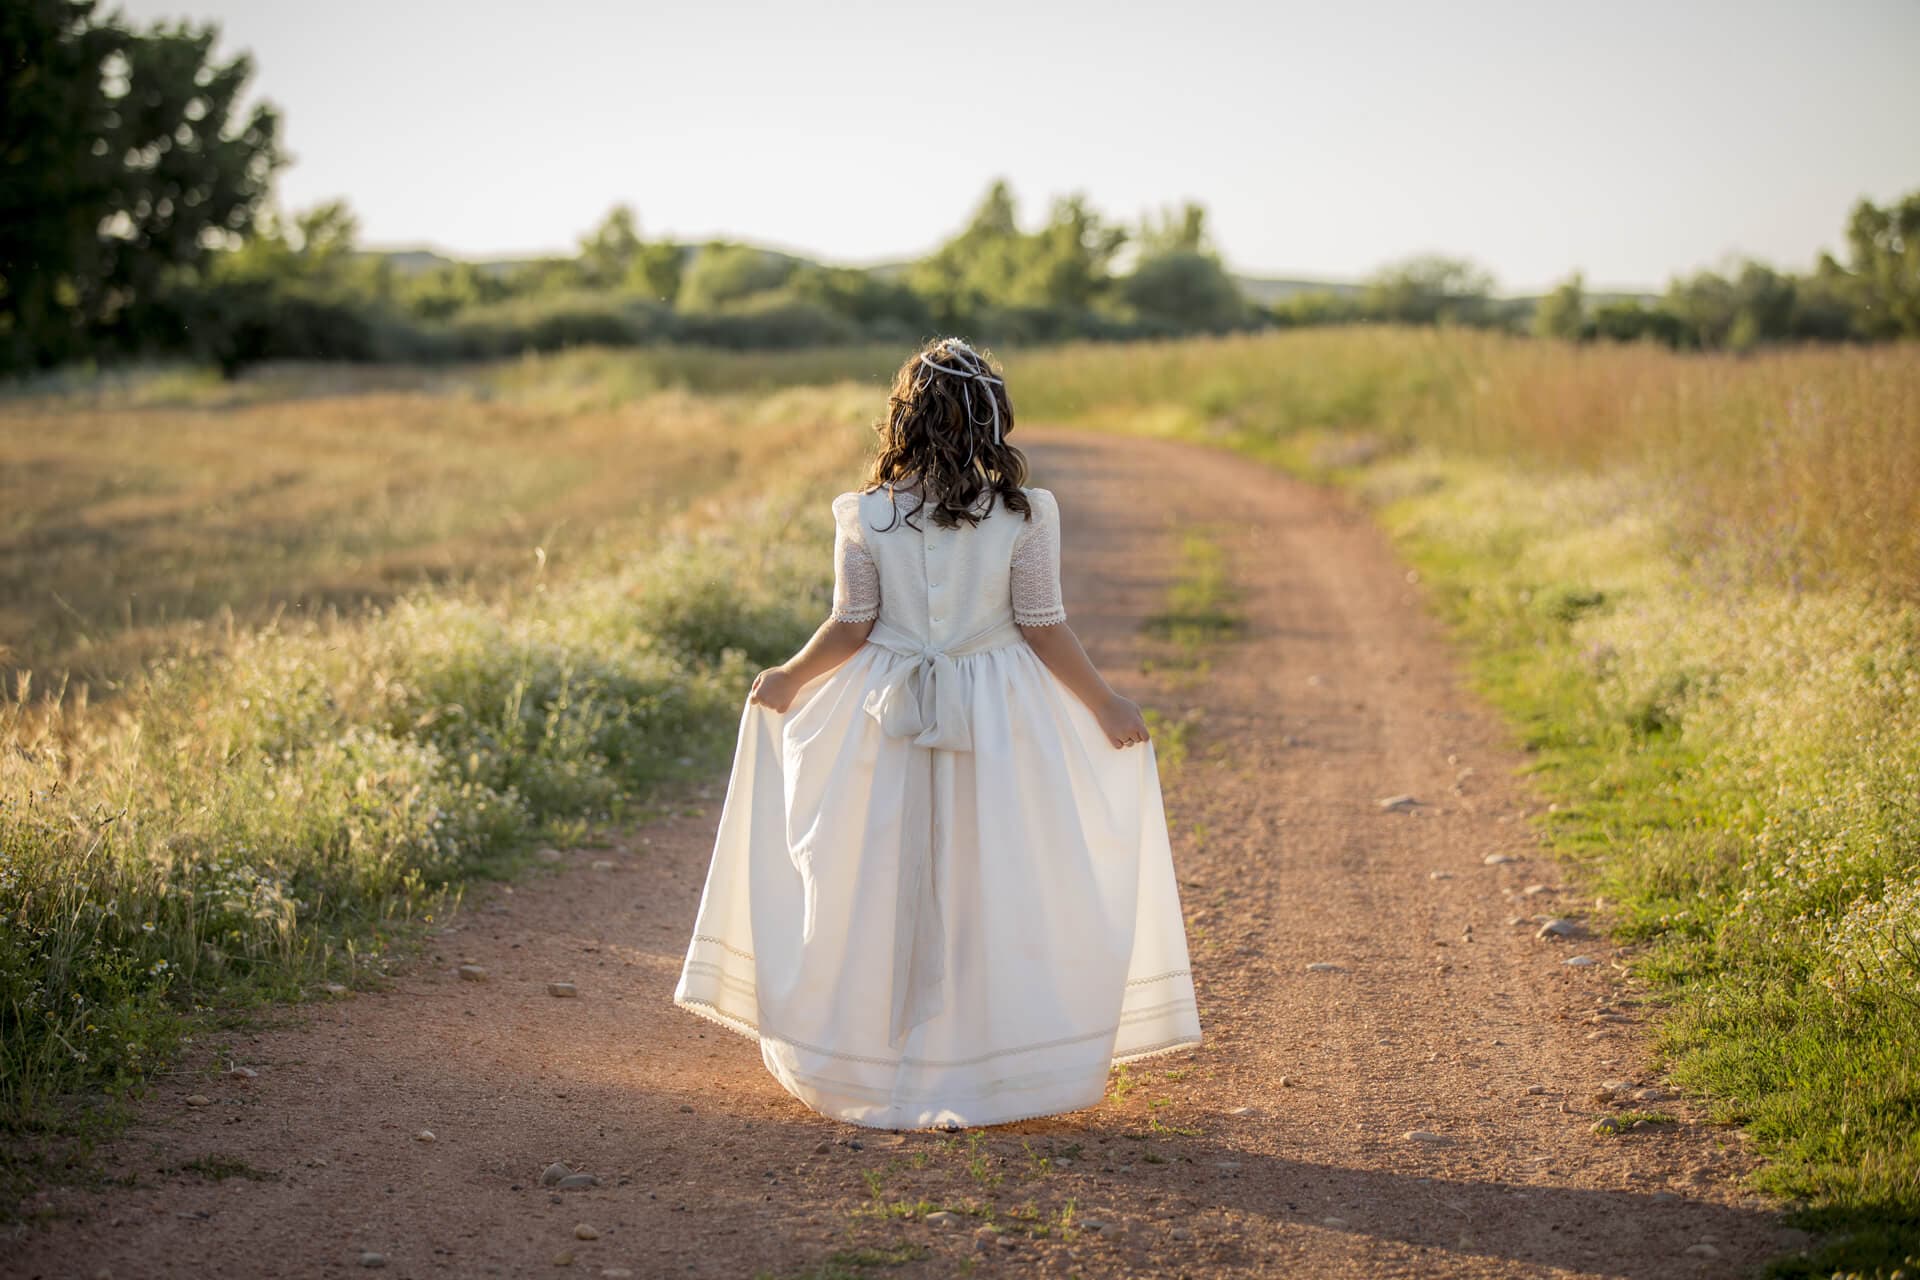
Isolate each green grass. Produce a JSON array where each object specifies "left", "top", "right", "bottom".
[
  {"left": 0, "top": 499, "right": 844, "bottom": 1195},
  {"left": 171, "top": 1153, "right": 279, "bottom": 1181},
  {"left": 8, "top": 334, "right": 1920, "bottom": 1274},
  {"left": 1137, "top": 529, "right": 1238, "bottom": 785},
  {"left": 0, "top": 367, "right": 874, "bottom": 1206},
  {"left": 956, "top": 327, "right": 1920, "bottom": 1275},
  {"left": 1142, "top": 531, "right": 1244, "bottom": 665},
  {"left": 827, "top": 1139, "right": 1090, "bottom": 1274},
  {"left": 755, "top": 1243, "right": 930, "bottom": 1280},
  {"left": 1218, "top": 445, "right": 1917, "bottom": 1274},
  {"left": 0, "top": 369, "right": 877, "bottom": 689},
  {"left": 902, "top": 326, "right": 1920, "bottom": 1274},
  {"left": 1593, "top": 1111, "right": 1681, "bottom": 1136}
]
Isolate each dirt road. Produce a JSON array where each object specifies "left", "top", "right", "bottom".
[{"left": 9, "top": 431, "right": 1804, "bottom": 1278}]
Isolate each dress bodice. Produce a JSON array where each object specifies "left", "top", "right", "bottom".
[{"left": 829, "top": 485, "right": 1067, "bottom": 646}]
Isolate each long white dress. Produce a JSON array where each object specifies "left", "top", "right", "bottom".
[{"left": 672, "top": 484, "right": 1202, "bottom": 1129}]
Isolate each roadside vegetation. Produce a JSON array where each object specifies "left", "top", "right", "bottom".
[
  {"left": 0, "top": 369, "right": 870, "bottom": 1197},
  {"left": 1019, "top": 328, "right": 1920, "bottom": 1277},
  {"left": 4, "top": 328, "right": 1916, "bottom": 1274}
]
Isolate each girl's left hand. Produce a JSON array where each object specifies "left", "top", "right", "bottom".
[{"left": 749, "top": 666, "right": 800, "bottom": 712}]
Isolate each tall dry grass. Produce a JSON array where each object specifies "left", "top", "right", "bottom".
[
  {"left": 1, "top": 375, "right": 871, "bottom": 1154},
  {"left": 1013, "top": 328, "right": 1920, "bottom": 595},
  {"left": 996, "top": 326, "right": 1920, "bottom": 1271},
  {"left": 0, "top": 370, "right": 880, "bottom": 689},
  {"left": 7, "top": 333, "right": 1917, "bottom": 1267}
]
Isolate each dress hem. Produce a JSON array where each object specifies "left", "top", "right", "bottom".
[
  {"left": 1111, "top": 1034, "right": 1206, "bottom": 1065},
  {"left": 671, "top": 995, "right": 1203, "bottom": 1088},
  {"left": 672, "top": 994, "right": 761, "bottom": 1044}
]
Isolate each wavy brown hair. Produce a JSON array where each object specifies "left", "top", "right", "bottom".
[{"left": 863, "top": 337, "right": 1031, "bottom": 532}]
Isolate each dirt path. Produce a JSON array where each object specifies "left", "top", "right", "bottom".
[{"left": 10, "top": 431, "right": 1804, "bottom": 1279}]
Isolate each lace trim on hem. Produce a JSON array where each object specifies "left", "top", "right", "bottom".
[
  {"left": 830, "top": 1098, "right": 1106, "bottom": 1132},
  {"left": 1111, "top": 1033, "right": 1205, "bottom": 1066},
  {"left": 674, "top": 980, "right": 1199, "bottom": 1073},
  {"left": 672, "top": 994, "right": 761, "bottom": 1044},
  {"left": 774, "top": 1017, "right": 1120, "bottom": 1069},
  {"left": 776, "top": 1059, "right": 1110, "bottom": 1112},
  {"left": 691, "top": 932, "right": 755, "bottom": 963},
  {"left": 1013, "top": 611, "right": 1069, "bottom": 627},
  {"left": 677, "top": 993, "right": 1114, "bottom": 1132},
  {"left": 1125, "top": 968, "right": 1192, "bottom": 988},
  {"left": 829, "top": 609, "right": 880, "bottom": 624}
]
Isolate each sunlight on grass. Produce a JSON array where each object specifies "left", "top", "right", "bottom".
[
  {"left": 6, "top": 334, "right": 1919, "bottom": 1272},
  {"left": 0, "top": 372, "right": 872, "bottom": 1191}
]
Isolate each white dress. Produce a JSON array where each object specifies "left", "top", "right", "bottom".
[{"left": 672, "top": 484, "right": 1202, "bottom": 1129}]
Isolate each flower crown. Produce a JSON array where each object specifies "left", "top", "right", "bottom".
[{"left": 912, "top": 337, "right": 1006, "bottom": 452}]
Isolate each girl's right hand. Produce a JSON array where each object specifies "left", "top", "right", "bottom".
[
  {"left": 749, "top": 666, "right": 800, "bottom": 713},
  {"left": 1097, "top": 693, "right": 1151, "bottom": 749}
]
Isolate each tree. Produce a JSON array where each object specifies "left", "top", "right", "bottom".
[
  {"left": 787, "top": 265, "right": 929, "bottom": 335},
  {"left": 1590, "top": 299, "right": 1685, "bottom": 346},
  {"left": 1664, "top": 261, "right": 1798, "bottom": 351},
  {"left": 401, "top": 259, "right": 509, "bottom": 320},
  {"left": 908, "top": 180, "right": 1129, "bottom": 333},
  {"left": 1837, "top": 193, "right": 1920, "bottom": 338},
  {"left": 1268, "top": 289, "right": 1363, "bottom": 328},
  {"left": 1018, "top": 194, "right": 1128, "bottom": 312},
  {"left": 212, "top": 199, "right": 365, "bottom": 289},
  {"left": 1122, "top": 250, "right": 1245, "bottom": 332},
  {"left": 908, "top": 180, "right": 1031, "bottom": 328},
  {"left": 1123, "top": 205, "right": 1243, "bottom": 332},
  {"left": 577, "top": 205, "right": 642, "bottom": 289},
  {"left": 626, "top": 241, "right": 683, "bottom": 304},
  {"left": 1136, "top": 202, "right": 1213, "bottom": 258},
  {"left": 569, "top": 203, "right": 680, "bottom": 302},
  {"left": 676, "top": 242, "right": 794, "bottom": 311},
  {"left": 0, "top": 1, "right": 283, "bottom": 368},
  {"left": 1532, "top": 272, "right": 1587, "bottom": 339},
  {"left": 1363, "top": 255, "right": 1498, "bottom": 326}
]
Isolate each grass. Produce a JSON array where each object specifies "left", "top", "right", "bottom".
[
  {"left": 755, "top": 1243, "right": 930, "bottom": 1280},
  {"left": 5, "top": 331, "right": 1919, "bottom": 1275},
  {"left": 1142, "top": 530, "right": 1244, "bottom": 665},
  {"left": 0, "top": 365, "right": 879, "bottom": 691},
  {"left": 0, "top": 363, "right": 874, "bottom": 1202},
  {"left": 834, "top": 1138, "right": 1088, "bottom": 1273},
  {"left": 1342, "top": 454, "right": 1920, "bottom": 1275},
  {"left": 1014, "top": 329, "right": 1920, "bottom": 1277},
  {"left": 1014, "top": 327, "right": 1920, "bottom": 598},
  {"left": 171, "top": 1153, "right": 279, "bottom": 1181}
]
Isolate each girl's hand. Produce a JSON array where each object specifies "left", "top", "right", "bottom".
[
  {"left": 1097, "top": 693, "right": 1151, "bottom": 749},
  {"left": 749, "top": 666, "right": 801, "bottom": 713}
]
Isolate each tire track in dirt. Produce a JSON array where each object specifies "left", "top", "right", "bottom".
[{"left": 8, "top": 430, "right": 1802, "bottom": 1279}]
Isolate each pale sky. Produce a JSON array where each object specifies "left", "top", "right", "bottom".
[{"left": 119, "top": 0, "right": 1920, "bottom": 293}]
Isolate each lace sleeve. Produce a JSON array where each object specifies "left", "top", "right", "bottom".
[
  {"left": 1009, "top": 488, "right": 1067, "bottom": 627},
  {"left": 830, "top": 493, "right": 880, "bottom": 623}
]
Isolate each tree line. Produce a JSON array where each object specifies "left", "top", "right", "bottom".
[{"left": 4, "top": 2, "right": 1916, "bottom": 376}]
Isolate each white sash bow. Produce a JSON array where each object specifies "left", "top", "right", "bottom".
[{"left": 860, "top": 617, "right": 1024, "bottom": 1047}]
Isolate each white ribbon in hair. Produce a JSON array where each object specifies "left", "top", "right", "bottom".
[{"left": 913, "top": 338, "right": 1006, "bottom": 450}]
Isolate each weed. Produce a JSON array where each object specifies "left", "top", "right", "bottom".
[
  {"left": 1142, "top": 532, "right": 1244, "bottom": 666},
  {"left": 173, "top": 1154, "right": 278, "bottom": 1181},
  {"left": 963, "top": 1131, "right": 1002, "bottom": 1190}
]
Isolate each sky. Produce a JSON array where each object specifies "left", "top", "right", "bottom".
[{"left": 118, "top": 0, "right": 1920, "bottom": 294}]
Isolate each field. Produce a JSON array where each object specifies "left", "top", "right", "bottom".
[{"left": 3, "top": 329, "right": 1917, "bottom": 1273}]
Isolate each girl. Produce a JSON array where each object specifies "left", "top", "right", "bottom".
[{"left": 672, "top": 337, "right": 1201, "bottom": 1130}]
